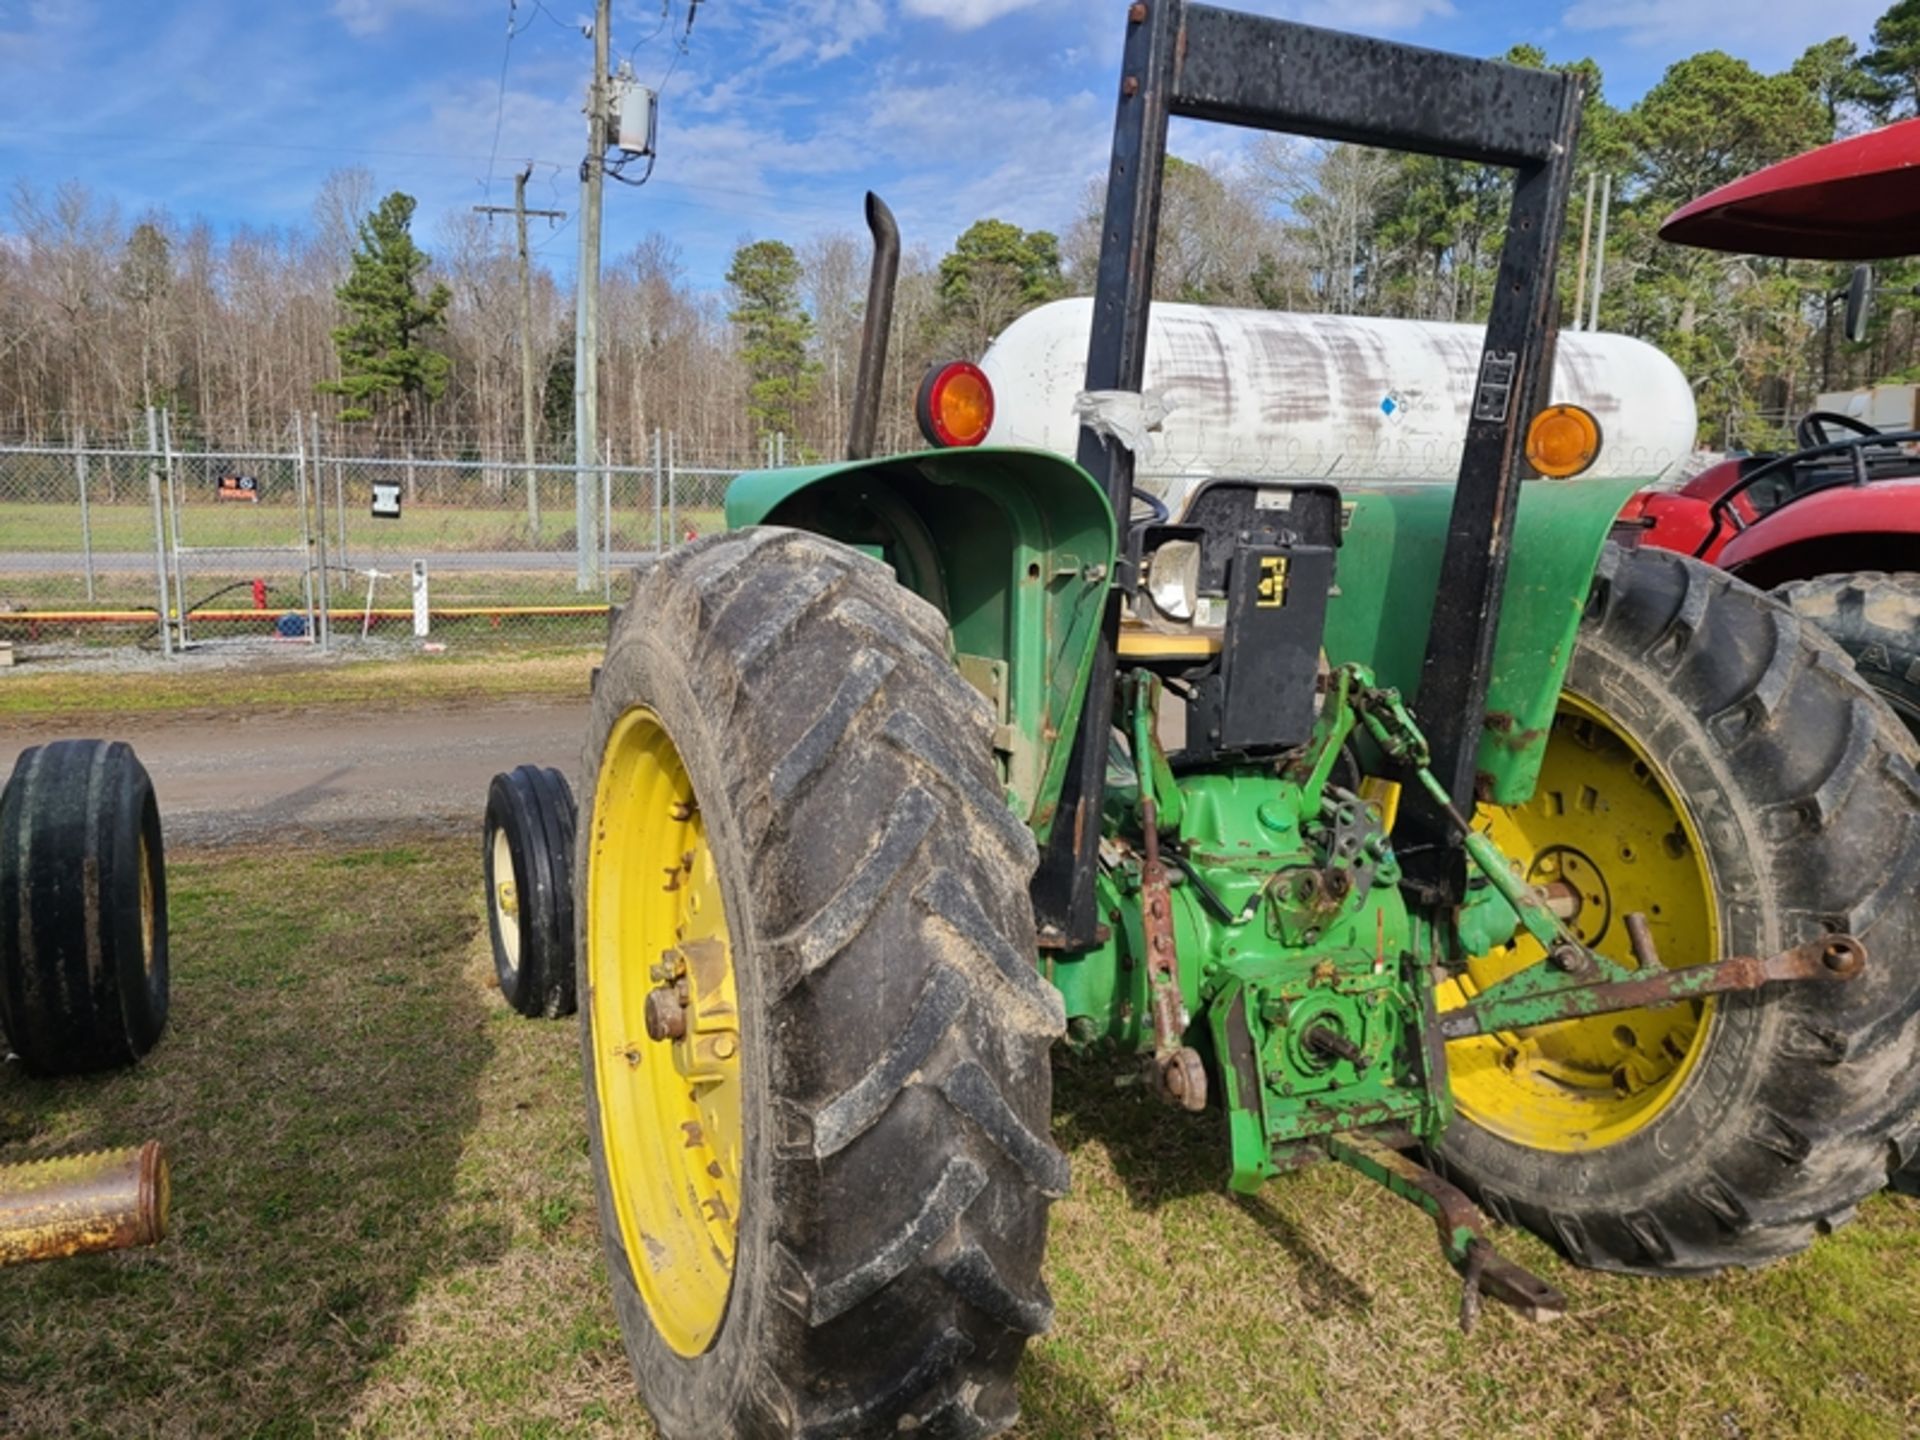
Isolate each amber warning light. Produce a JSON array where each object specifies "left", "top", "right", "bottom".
[
  {"left": 916, "top": 361, "right": 995, "bottom": 448},
  {"left": 1525, "top": 403, "right": 1602, "bottom": 479}
]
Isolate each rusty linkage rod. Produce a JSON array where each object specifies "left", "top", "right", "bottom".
[
  {"left": 0, "top": 1140, "right": 170, "bottom": 1266},
  {"left": 1436, "top": 935, "right": 1867, "bottom": 1042},
  {"left": 1328, "top": 1130, "right": 1565, "bottom": 1333}
]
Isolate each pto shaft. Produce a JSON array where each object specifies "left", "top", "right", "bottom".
[{"left": 0, "top": 1140, "right": 170, "bottom": 1266}]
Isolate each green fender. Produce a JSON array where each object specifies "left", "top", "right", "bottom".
[
  {"left": 729, "top": 454, "right": 1635, "bottom": 824},
  {"left": 725, "top": 448, "right": 1117, "bottom": 836},
  {"left": 1324, "top": 478, "right": 1642, "bottom": 804}
]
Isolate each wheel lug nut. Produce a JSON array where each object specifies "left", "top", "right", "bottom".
[
  {"left": 645, "top": 986, "right": 687, "bottom": 1041},
  {"left": 713, "top": 1035, "right": 737, "bottom": 1060}
]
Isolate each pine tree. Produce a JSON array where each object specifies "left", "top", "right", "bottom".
[
  {"left": 1862, "top": 0, "right": 1920, "bottom": 118},
  {"left": 727, "top": 239, "right": 817, "bottom": 442},
  {"left": 320, "top": 192, "right": 452, "bottom": 434}
]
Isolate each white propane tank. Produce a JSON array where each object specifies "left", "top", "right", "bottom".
[{"left": 978, "top": 299, "right": 1697, "bottom": 507}]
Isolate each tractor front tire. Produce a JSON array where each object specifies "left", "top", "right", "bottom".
[
  {"left": 1440, "top": 546, "right": 1920, "bottom": 1275},
  {"left": 578, "top": 529, "right": 1066, "bottom": 1439},
  {"left": 484, "top": 764, "right": 577, "bottom": 1019},
  {"left": 1779, "top": 571, "right": 1920, "bottom": 741},
  {"left": 0, "top": 739, "right": 169, "bottom": 1075}
]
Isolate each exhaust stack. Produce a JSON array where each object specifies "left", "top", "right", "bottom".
[{"left": 846, "top": 191, "right": 900, "bottom": 461}]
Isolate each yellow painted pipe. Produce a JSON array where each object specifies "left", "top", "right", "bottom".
[{"left": 0, "top": 1140, "right": 170, "bottom": 1266}]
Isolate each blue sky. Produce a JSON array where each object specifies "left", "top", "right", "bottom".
[{"left": 0, "top": 0, "right": 1895, "bottom": 294}]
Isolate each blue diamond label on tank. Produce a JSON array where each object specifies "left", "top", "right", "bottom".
[{"left": 1380, "top": 390, "right": 1407, "bottom": 418}]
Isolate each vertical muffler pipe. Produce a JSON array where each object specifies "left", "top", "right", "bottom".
[
  {"left": 0, "top": 1140, "right": 170, "bottom": 1266},
  {"left": 846, "top": 191, "right": 900, "bottom": 461}
]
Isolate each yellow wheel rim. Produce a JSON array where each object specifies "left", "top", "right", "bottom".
[
  {"left": 139, "top": 833, "right": 156, "bottom": 978},
  {"left": 1441, "top": 693, "right": 1720, "bottom": 1152},
  {"left": 587, "top": 706, "right": 743, "bottom": 1356},
  {"left": 491, "top": 828, "right": 521, "bottom": 972}
]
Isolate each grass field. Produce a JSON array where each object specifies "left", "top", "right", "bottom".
[
  {"left": 4, "top": 837, "right": 1919, "bottom": 1436},
  {"left": 0, "top": 651, "right": 598, "bottom": 723},
  {"left": 0, "top": 502, "right": 726, "bottom": 555}
]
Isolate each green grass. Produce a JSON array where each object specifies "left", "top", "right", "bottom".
[
  {"left": 0, "top": 651, "right": 598, "bottom": 722},
  {"left": 4, "top": 838, "right": 1919, "bottom": 1436},
  {"left": 0, "top": 502, "right": 726, "bottom": 555}
]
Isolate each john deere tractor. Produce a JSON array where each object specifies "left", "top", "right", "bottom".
[{"left": 565, "top": 7, "right": 1920, "bottom": 1435}]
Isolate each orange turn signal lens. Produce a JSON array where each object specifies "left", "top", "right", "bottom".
[
  {"left": 916, "top": 361, "right": 995, "bottom": 448},
  {"left": 1525, "top": 403, "right": 1602, "bottom": 479}
]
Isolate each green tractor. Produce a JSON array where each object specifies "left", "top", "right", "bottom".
[{"left": 568, "top": 6, "right": 1920, "bottom": 1435}]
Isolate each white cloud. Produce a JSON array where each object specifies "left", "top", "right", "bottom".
[
  {"left": 1302, "top": 0, "right": 1452, "bottom": 25},
  {"left": 899, "top": 0, "right": 1047, "bottom": 31},
  {"left": 1561, "top": 0, "right": 1885, "bottom": 52},
  {"left": 330, "top": 0, "right": 464, "bottom": 39}
]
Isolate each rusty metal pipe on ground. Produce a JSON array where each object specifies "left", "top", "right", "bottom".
[{"left": 0, "top": 1140, "right": 169, "bottom": 1266}]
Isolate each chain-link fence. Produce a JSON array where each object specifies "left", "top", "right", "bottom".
[{"left": 0, "top": 411, "right": 761, "bottom": 659}]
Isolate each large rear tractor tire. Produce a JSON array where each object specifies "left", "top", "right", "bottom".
[
  {"left": 1778, "top": 571, "right": 1920, "bottom": 741},
  {"left": 1439, "top": 546, "right": 1920, "bottom": 1274},
  {"left": 0, "top": 739, "right": 169, "bottom": 1075},
  {"left": 578, "top": 529, "right": 1066, "bottom": 1439}
]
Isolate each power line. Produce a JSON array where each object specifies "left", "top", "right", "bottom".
[
  {"left": 483, "top": 0, "right": 519, "bottom": 202},
  {"left": 531, "top": 211, "right": 578, "bottom": 252},
  {"left": 524, "top": 0, "right": 576, "bottom": 32},
  {"left": 626, "top": 0, "right": 671, "bottom": 63},
  {"left": 654, "top": 1, "right": 699, "bottom": 100}
]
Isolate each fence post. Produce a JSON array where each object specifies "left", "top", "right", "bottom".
[
  {"left": 323, "top": 415, "right": 346, "bottom": 571},
  {"left": 74, "top": 424, "right": 95, "bottom": 603},
  {"left": 305, "top": 416, "right": 330, "bottom": 651},
  {"left": 144, "top": 407, "right": 172, "bottom": 659},
  {"left": 652, "top": 428, "right": 663, "bottom": 553},
  {"left": 160, "top": 408, "right": 188, "bottom": 649},
  {"left": 667, "top": 430, "right": 677, "bottom": 548},
  {"left": 602, "top": 436, "right": 613, "bottom": 601},
  {"left": 294, "top": 415, "right": 319, "bottom": 646}
]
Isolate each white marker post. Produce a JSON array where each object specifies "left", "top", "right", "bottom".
[{"left": 411, "top": 560, "right": 429, "bottom": 640}]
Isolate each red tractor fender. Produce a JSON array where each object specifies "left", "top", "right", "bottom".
[
  {"left": 1619, "top": 488, "right": 1724, "bottom": 561},
  {"left": 1620, "top": 458, "right": 1760, "bottom": 564},
  {"left": 1717, "top": 478, "right": 1920, "bottom": 586}
]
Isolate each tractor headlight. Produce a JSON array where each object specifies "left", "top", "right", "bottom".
[{"left": 1145, "top": 539, "right": 1201, "bottom": 624}]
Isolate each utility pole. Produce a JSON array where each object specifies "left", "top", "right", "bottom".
[
  {"left": 1570, "top": 172, "right": 1596, "bottom": 331},
  {"left": 1586, "top": 172, "right": 1612, "bottom": 334},
  {"left": 573, "top": 0, "right": 611, "bottom": 592},
  {"left": 474, "top": 168, "right": 565, "bottom": 543}
]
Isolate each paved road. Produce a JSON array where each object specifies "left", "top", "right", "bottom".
[
  {"left": 0, "top": 550, "right": 656, "bottom": 574},
  {"left": 0, "top": 700, "right": 588, "bottom": 846}
]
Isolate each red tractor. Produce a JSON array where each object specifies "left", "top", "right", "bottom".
[{"left": 1618, "top": 118, "right": 1920, "bottom": 735}]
